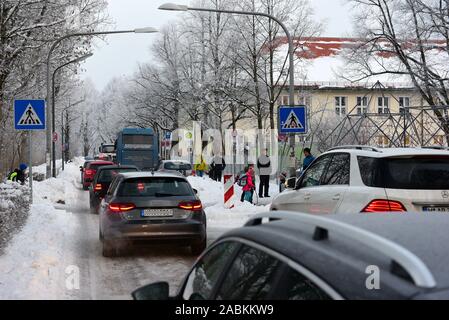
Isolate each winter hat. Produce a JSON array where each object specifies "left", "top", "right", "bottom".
[{"left": 19, "top": 164, "right": 28, "bottom": 171}]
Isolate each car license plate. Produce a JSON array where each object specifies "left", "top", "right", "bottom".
[
  {"left": 423, "top": 206, "right": 449, "bottom": 213},
  {"left": 141, "top": 209, "right": 174, "bottom": 218}
]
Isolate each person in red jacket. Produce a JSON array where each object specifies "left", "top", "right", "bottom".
[{"left": 242, "top": 166, "right": 255, "bottom": 204}]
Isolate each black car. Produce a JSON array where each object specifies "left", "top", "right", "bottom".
[
  {"left": 99, "top": 172, "right": 206, "bottom": 257},
  {"left": 89, "top": 165, "right": 139, "bottom": 214},
  {"left": 133, "top": 212, "right": 449, "bottom": 300}
]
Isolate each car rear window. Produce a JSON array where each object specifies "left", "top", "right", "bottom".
[
  {"left": 98, "top": 168, "right": 138, "bottom": 183},
  {"left": 118, "top": 177, "right": 194, "bottom": 197},
  {"left": 358, "top": 156, "right": 449, "bottom": 190},
  {"left": 164, "top": 162, "right": 192, "bottom": 171},
  {"left": 88, "top": 163, "right": 113, "bottom": 171}
]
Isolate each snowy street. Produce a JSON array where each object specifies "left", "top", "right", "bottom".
[{"left": 0, "top": 159, "right": 274, "bottom": 300}]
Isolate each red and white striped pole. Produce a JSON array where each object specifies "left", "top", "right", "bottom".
[{"left": 224, "top": 175, "right": 235, "bottom": 209}]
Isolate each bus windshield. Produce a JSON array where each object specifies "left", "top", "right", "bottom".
[{"left": 123, "top": 135, "right": 153, "bottom": 149}]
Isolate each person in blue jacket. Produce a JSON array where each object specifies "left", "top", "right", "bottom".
[{"left": 303, "top": 148, "right": 316, "bottom": 170}]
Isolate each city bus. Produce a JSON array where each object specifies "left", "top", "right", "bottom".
[{"left": 115, "top": 128, "right": 159, "bottom": 171}]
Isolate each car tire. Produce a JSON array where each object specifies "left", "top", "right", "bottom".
[
  {"left": 83, "top": 185, "right": 89, "bottom": 191},
  {"left": 190, "top": 237, "right": 207, "bottom": 256}
]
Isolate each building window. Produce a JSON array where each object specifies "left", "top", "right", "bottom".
[
  {"left": 399, "top": 97, "right": 410, "bottom": 114},
  {"left": 434, "top": 135, "right": 444, "bottom": 146},
  {"left": 356, "top": 96, "right": 368, "bottom": 115},
  {"left": 377, "top": 135, "right": 390, "bottom": 147},
  {"left": 299, "top": 94, "right": 312, "bottom": 107},
  {"left": 378, "top": 97, "right": 390, "bottom": 114},
  {"left": 335, "top": 97, "right": 347, "bottom": 116},
  {"left": 281, "top": 96, "right": 289, "bottom": 106}
]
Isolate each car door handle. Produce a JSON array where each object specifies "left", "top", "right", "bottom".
[{"left": 333, "top": 194, "right": 341, "bottom": 201}]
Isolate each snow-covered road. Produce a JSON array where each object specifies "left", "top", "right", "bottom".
[{"left": 0, "top": 159, "right": 275, "bottom": 300}]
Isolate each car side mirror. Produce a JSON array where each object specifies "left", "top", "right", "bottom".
[
  {"left": 80, "top": 166, "right": 83, "bottom": 171},
  {"left": 193, "top": 189, "right": 198, "bottom": 195},
  {"left": 285, "top": 177, "right": 297, "bottom": 189},
  {"left": 132, "top": 282, "right": 170, "bottom": 301}
]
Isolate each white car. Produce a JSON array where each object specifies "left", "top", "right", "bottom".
[
  {"left": 271, "top": 146, "right": 449, "bottom": 214},
  {"left": 157, "top": 160, "right": 193, "bottom": 177}
]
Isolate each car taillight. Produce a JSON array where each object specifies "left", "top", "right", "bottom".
[
  {"left": 94, "top": 184, "right": 102, "bottom": 191},
  {"left": 178, "top": 200, "right": 203, "bottom": 211},
  {"left": 362, "top": 200, "right": 406, "bottom": 213},
  {"left": 109, "top": 203, "right": 136, "bottom": 213},
  {"left": 85, "top": 169, "right": 95, "bottom": 176}
]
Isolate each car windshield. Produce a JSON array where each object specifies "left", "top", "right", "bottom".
[
  {"left": 358, "top": 156, "right": 449, "bottom": 190},
  {"left": 98, "top": 168, "right": 138, "bottom": 183},
  {"left": 118, "top": 177, "right": 194, "bottom": 197},
  {"left": 164, "top": 162, "right": 192, "bottom": 171}
]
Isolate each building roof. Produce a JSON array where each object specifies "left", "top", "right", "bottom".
[{"left": 272, "top": 37, "right": 447, "bottom": 89}]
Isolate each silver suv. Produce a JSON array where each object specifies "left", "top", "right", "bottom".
[{"left": 271, "top": 146, "right": 449, "bottom": 214}]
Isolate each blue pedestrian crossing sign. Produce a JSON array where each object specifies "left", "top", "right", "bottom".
[
  {"left": 279, "top": 106, "right": 308, "bottom": 134},
  {"left": 14, "top": 100, "right": 46, "bottom": 130}
]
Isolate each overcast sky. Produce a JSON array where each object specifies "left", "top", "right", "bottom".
[{"left": 81, "top": 0, "right": 354, "bottom": 91}]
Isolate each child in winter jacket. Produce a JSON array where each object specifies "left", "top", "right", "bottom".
[{"left": 242, "top": 166, "right": 255, "bottom": 204}]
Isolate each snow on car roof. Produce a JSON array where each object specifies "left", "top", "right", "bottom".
[
  {"left": 326, "top": 147, "right": 449, "bottom": 158},
  {"left": 119, "top": 172, "right": 188, "bottom": 179}
]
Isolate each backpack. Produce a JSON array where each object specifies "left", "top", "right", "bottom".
[
  {"left": 7, "top": 171, "right": 17, "bottom": 181},
  {"left": 237, "top": 173, "right": 248, "bottom": 187}
]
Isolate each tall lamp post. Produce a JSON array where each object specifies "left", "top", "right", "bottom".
[
  {"left": 46, "top": 27, "right": 158, "bottom": 178},
  {"left": 159, "top": 3, "right": 297, "bottom": 176},
  {"left": 52, "top": 53, "right": 93, "bottom": 177}
]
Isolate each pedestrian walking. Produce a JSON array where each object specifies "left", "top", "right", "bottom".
[
  {"left": 257, "top": 149, "right": 272, "bottom": 198},
  {"left": 194, "top": 157, "right": 207, "bottom": 178},
  {"left": 211, "top": 154, "right": 226, "bottom": 182},
  {"left": 242, "top": 166, "right": 255, "bottom": 204}
]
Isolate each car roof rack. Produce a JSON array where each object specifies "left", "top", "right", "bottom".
[
  {"left": 327, "top": 145, "right": 382, "bottom": 153},
  {"left": 245, "top": 212, "right": 436, "bottom": 289},
  {"left": 421, "top": 146, "right": 449, "bottom": 150}
]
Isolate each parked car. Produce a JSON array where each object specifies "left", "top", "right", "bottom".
[
  {"left": 81, "top": 160, "right": 114, "bottom": 191},
  {"left": 80, "top": 160, "right": 95, "bottom": 185},
  {"left": 271, "top": 146, "right": 449, "bottom": 214},
  {"left": 132, "top": 211, "right": 449, "bottom": 300},
  {"left": 89, "top": 165, "right": 139, "bottom": 214},
  {"left": 99, "top": 172, "right": 206, "bottom": 257},
  {"left": 157, "top": 160, "right": 193, "bottom": 177}
]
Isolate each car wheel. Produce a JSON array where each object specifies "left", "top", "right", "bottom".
[
  {"left": 83, "top": 185, "right": 89, "bottom": 191},
  {"left": 190, "top": 237, "right": 207, "bottom": 256}
]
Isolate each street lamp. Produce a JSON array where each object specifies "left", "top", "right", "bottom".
[
  {"left": 159, "top": 3, "right": 297, "bottom": 176},
  {"left": 45, "top": 27, "right": 158, "bottom": 178},
  {"left": 52, "top": 53, "right": 93, "bottom": 177}
]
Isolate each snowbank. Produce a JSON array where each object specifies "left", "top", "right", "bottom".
[
  {"left": 187, "top": 176, "right": 275, "bottom": 235},
  {"left": 0, "top": 182, "right": 31, "bottom": 250}
]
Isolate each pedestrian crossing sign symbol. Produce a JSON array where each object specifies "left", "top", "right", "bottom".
[
  {"left": 14, "top": 100, "right": 46, "bottom": 130},
  {"left": 279, "top": 106, "right": 308, "bottom": 134}
]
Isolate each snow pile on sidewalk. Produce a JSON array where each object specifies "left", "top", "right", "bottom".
[
  {"left": 187, "top": 176, "right": 274, "bottom": 234},
  {"left": 0, "top": 182, "right": 31, "bottom": 250},
  {"left": 0, "top": 159, "right": 82, "bottom": 299}
]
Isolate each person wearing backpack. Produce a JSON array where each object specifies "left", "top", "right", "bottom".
[
  {"left": 7, "top": 164, "right": 27, "bottom": 185},
  {"left": 242, "top": 166, "right": 255, "bottom": 204}
]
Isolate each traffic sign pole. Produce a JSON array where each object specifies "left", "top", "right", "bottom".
[{"left": 29, "top": 131, "right": 33, "bottom": 203}]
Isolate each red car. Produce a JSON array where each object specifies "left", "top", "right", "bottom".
[{"left": 81, "top": 161, "right": 114, "bottom": 190}]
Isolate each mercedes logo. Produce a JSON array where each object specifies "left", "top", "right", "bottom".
[{"left": 442, "top": 191, "right": 449, "bottom": 199}]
